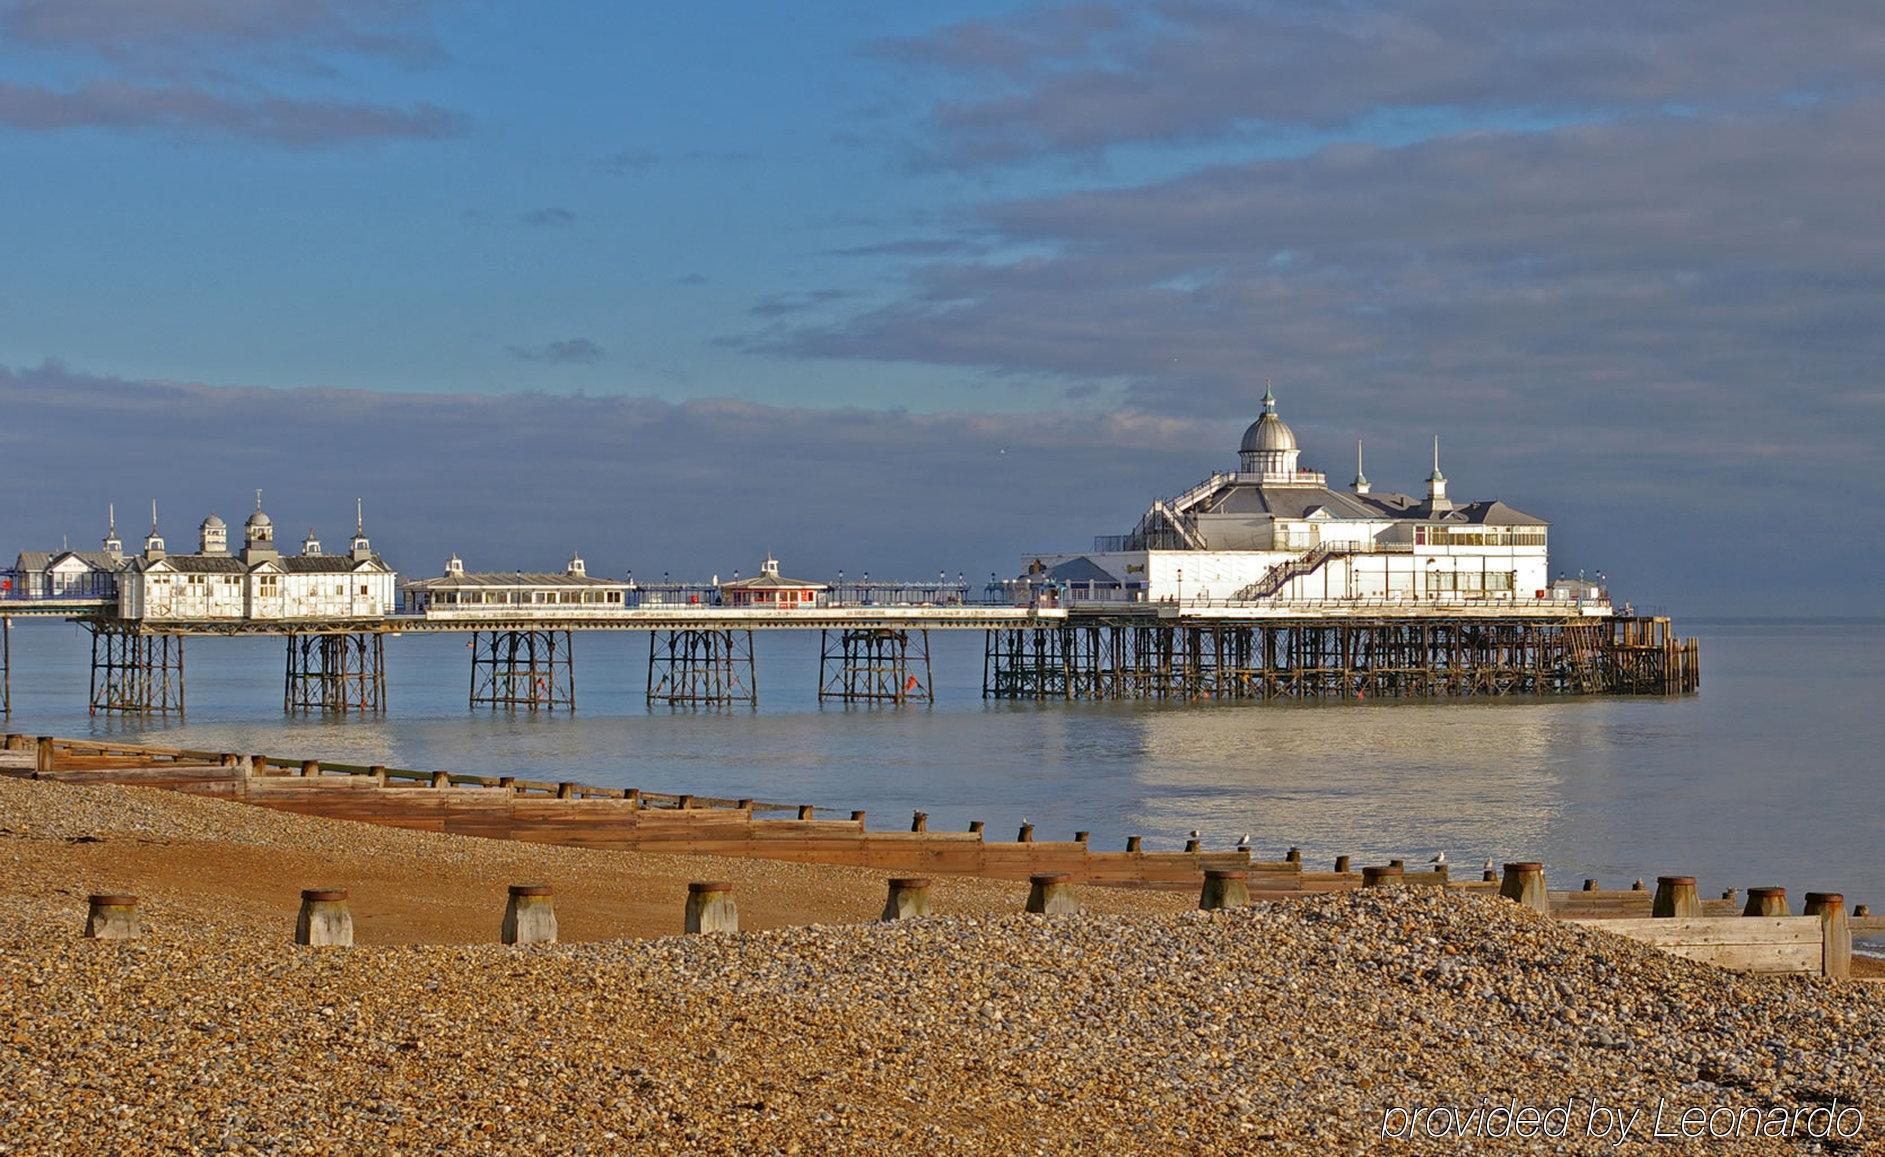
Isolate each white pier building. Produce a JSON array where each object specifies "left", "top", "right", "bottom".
[
  {"left": 1020, "top": 388, "right": 1573, "bottom": 611},
  {"left": 118, "top": 497, "right": 396, "bottom": 623}
]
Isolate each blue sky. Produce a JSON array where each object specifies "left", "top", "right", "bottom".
[{"left": 3, "top": 2, "right": 1882, "bottom": 613}]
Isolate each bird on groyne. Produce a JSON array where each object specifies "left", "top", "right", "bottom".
[
  {"left": 1188, "top": 829, "right": 1201, "bottom": 840},
  {"left": 1430, "top": 852, "right": 1447, "bottom": 866},
  {"left": 1482, "top": 858, "right": 1495, "bottom": 874},
  {"left": 1236, "top": 834, "right": 1251, "bottom": 851}
]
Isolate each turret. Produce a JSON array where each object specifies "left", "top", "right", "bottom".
[
  {"left": 1237, "top": 385, "right": 1304, "bottom": 481},
  {"left": 199, "top": 513, "right": 229, "bottom": 555},
  {"left": 349, "top": 499, "right": 372, "bottom": 563},
  {"left": 102, "top": 504, "right": 122, "bottom": 561},
  {"left": 1425, "top": 436, "right": 1451, "bottom": 513},
  {"left": 302, "top": 530, "right": 323, "bottom": 557},
  {"left": 241, "top": 489, "right": 277, "bottom": 564},
  {"left": 445, "top": 554, "right": 465, "bottom": 577},
  {"left": 143, "top": 500, "right": 165, "bottom": 561},
  {"left": 566, "top": 551, "right": 587, "bottom": 577}
]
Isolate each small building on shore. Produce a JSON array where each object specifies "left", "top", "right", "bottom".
[
  {"left": 402, "top": 552, "right": 629, "bottom": 616},
  {"left": 718, "top": 555, "right": 827, "bottom": 609}
]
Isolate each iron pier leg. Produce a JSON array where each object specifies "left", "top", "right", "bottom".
[
  {"left": 285, "top": 633, "right": 388, "bottom": 714},
  {"left": 819, "top": 628, "right": 933, "bottom": 704},
  {"left": 646, "top": 629, "right": 756, "bottom": 707},
  {"left": 86, "top": 624, "right": 184, "bottom": 716},
  {"left": 469, "top": 629, "right": 575, "bottom": 711}
]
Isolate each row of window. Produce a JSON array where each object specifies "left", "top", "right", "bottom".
[
  {"left": 1425, "top": 571, "right": 1517, "bottom": 591},
  {"left": 1414, "top": 527, "right": 1547, "bottom": 547},
  {"left": 147, "top": 578, "right": 371, "bottom": 596}
]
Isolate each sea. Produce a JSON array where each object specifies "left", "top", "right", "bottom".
[{"left": 4, "top": 617, "right": 1880, "bottom": 928}]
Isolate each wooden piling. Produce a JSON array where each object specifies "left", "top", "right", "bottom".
[
  {"left": 35, "top": 737, "right": 53, "bottom": 775},
  {"left": 501, "top": 884, "right": 557, "bottom": 945},
  {"left": 1074, "top": 830, "right": 1089, "bottom": 845},
  {"left": 797, "top": 805, "right": 815, "bottom": 821},
  {"left": 1285, "top": 847, "right": 1302, "bottom": 865},
  {"left": 1183, "top": 838, "right": 1201, "bottom": 853},
  {"left": 557, "top": 782, "right": 577, "bottom": 800},
  {"left": 1653, "top": 875, "right": 1701, "bottom": 918},
  {"left": 84, "top": 894, "right": 140, "bottom": 940},
  {"left": 1631, "top": 879, "right": 1646, "bottom": 892},
  {"left": 1026, "top": 872, "right": 1078, "bottom": 915},
  {"left": 299, "top": 759, "right": 320, "bottom": 778},
  {"left": 1805, "top": 892, "right": 1850, "bottom": 980},
  {"left": 1389, "top": 858, "right": 1405, "bottom": 869},
  {"left": 1500, "top": 862, "right": 1548, "bottom": 912},
  {"left": 430, "top": 770, "right": 451, "bottom": 789},
  {"left": 1199, "top": 869, "right": 1250, "bottom": 911},
  {"left": 369, "top": 764, "right": 388, "bottom": 786},
  {"left": 1126, "top": 836, "right": 1142, "bottom": 853},
  {"left": 1582, "top": 878, "right": 1598, "bottom": 892},
  {"left": 1334, "top": 855, "right": 1351, "bottom": 873},
  {"left": 685, "top": 882, "right": 738, "bottom": 934},
  {"left": 1362, "top": 865, "right": 1403, "bottom": 888},
  {"left": 881, "top": 877, "right": 932, "bottom": 921},
  {"left": 1018, "top": 823, "right": 1034, "bottom": 843},
  {"left": 1743, "top": 887, "right": 1789, "bottom": 917},
  {"left": 849, "top": 810, "right": 866, "bottom": 823},
  {"left": 295, "top": 889, "right": 353, "bottom": 947},
  {"left": 968, "top": 820, "right": 984, "bottom": 835},
  {"left": 911, "top": 811, "right": 928, "bottom": 833}
]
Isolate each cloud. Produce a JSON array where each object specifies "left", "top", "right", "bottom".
[
  {"left": 0, "top": 358, "right": 1872, "bottom": 613},
  {"left": 674, "top": 273, "right": 709, "bottom": 286},
  {"left": 881, "top": 1, "right": 1885, "bottom": 167},
  {"left": 0, "top": 80, "right": 462, "bottom": 144},
  {"left": 519, "top": 207, "right": 576, "bottom": 228},
  {"left": 0, "top": 0, "right": 460, "bottom": 145},
  {"left": 593, "top": 147, "right": 760, "bottom": 175},
  {"left": 748, "top": 289, "right": 856, "bottom": 319},
  {"left": 507, "top": 338, "right": 605, "bottom": 366}
]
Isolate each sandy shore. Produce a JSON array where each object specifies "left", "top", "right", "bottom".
[{"left": 4, "top": 776, "right": 1885, "bottom": 1152}]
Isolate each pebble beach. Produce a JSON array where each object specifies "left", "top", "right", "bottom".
[{"left": 4, "top": 776, "right": 1885, "bottom": 1152}]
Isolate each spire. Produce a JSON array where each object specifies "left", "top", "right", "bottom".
[
  {"left": 1425, "top": 435, "right": 1452, "bottom": 511},
  {"left": 1351, "top": 440, "right": 1371, "bottom": 494},
  {"left": 1262, "top": 379, "right": 1277, "bottom": 412},
  {"left": 143, "top": 499, "right": 166, "bottom": 559},
  {"left": 103, "top": 503, "right": 123, "bottom": 558},
  {"left": 355, "top": 497, "right": 364, "bottom": 536},
  {"left": 255, "top": 488, "right": 264, "bottom": 512},
  {"left": 349, "top": 498, "right": 372, "bottom": 562}
]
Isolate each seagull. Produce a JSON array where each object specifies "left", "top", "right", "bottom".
[
  {"left": 1429, "top": 851, "right": 1447, "bottom": 866},
  {"left": 1236, "top": 834, "right": 1251, "bottom": 851},
  {"left": 1021, "top": 816, "right": 1030, "bottom": 826},
  {"left": 1188, "top": 829, "right": 1202, "bottom": 840},
  {"left": 1482, "top": 858, "right": 1495, "bottom": 874}
]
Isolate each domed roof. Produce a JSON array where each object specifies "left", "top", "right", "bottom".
[
  {"left": 200, "top": 513, "right": 226, "bottom": 529},
  {"left": 1239, "top": 386, "right": 1297, "bottom": 454},
  {"left": 246, "top": 508, "right": 272, "bottom": 528}
]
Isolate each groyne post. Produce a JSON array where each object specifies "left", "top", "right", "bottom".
[
  {"left": 1500, "top": 862, "right": 1548, "bottom": 912},
  {"left": 1126, "top": 836, "right": 1142, "bottom": 853},
  {"left": 299, "top": 759, "right": 320, "bottom": 778},
  {"left": 1805, "top": 893, "right": 1850, "bottom": 980},
  {"left": 1362, "top": 865, "right": 1403, "bottom": 888},
  {"left": 1653, "top": 875, "right": 1701, "bottom": 918},
  {"left": 685, "top": 882, "right": 738, "bottom": 934},
  {"left": 881, "top": 877, "right": 932, "bottom": 921},
  {"left": 84, "top": 894, "right": 140, "bottom": 940},
  {"left": 1026, "top": 873, "right": 1078, "bottom": 915},
  {"left": 911, "top": 811, "right": 927, "bottom": 832},
  {"left": 501, "top": 884, "right": 557, "bottom": 945},
  {"left": 1285, "top": 847, "right": 1301, "bottom": 865},
  {"left": 1743, "top": 887, "right": 1789, "bottom": 917},
  {"left": 1199, "top": 869, "right": 1250, "bottom": 911},
  {"left": 1018, "top": 822, "right": 1034, "bottom": 843},
  {"left": 295, "top": 889, "right": 353, "bottom": 947},
  {"left": 36, "top": 737, "right": 53, "bottom": 775},
  {"left": 1334, "top": 855, "right": 1351, "bottom": 873}
]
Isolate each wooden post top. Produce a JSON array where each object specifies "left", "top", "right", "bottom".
[
  {"left": 508, "top": 884, "right": 552, "bottom": 897},
  {"left": 1029, "top": 873, "right": 1071, "bottom": 886},
  {"left": 688, "top": 881, "right": 734, "bottom": 894},
  {"left": 887, "top": 877, "right": 931, "bottom": 889},
  {"left": 88, "top": 894, "right": 138, "bottom": 907},
  {"left": 300, "top": 889, "right": 348, "bottom": 903}
]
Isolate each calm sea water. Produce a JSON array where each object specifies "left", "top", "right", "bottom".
[{"left": 4, "top": 619, "right": 1880, "bottom": 911}]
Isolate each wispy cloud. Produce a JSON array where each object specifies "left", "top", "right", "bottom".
[
  {"left": 0, "top": 0, "right": 461, "bottom": 145},
  {"left": 519, "top": 207, "right": 576, "bottom": 228},
  {"left": 507, "top": 338, "right": 605, "bottom": 366}
]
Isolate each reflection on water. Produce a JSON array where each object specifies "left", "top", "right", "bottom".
[{"left": 2, "top": 620, "right": 1879, "bottom": 906}]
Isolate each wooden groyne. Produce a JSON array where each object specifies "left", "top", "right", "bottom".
[{"left": 5, "top": 733, "right": 1866, "bottom": 980}]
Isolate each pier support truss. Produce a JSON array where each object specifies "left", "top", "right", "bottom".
[
  {"left": 647, "top": 629, "right": 756, "bottom": 706},
  {"left": 284, "top": 633, "right": 386, "bottom": 713},
  {"left": 983, "top": 616, "right": 1699, "bottom": 701},
  {"left": 818, "top": 628, "right": 933, "bottom": 704},
  {"left": 87, "top": 625, "right": 184, "bottom": 715},
  {"left": 469, "top": 630, "right": 575, "bottom": 711}
]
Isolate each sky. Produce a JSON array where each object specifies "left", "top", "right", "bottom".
[{"left": 2, "top": 1, "right": 1882, "bottom": 614}]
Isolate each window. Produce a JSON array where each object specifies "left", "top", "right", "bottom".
[
  {"left": 359, "top": 584, "right": 368, "bottom": 595},
  {"left": 259, "top": 576, "right": 279, "bottom": 595},
  {"left": 1487, "top": 572, "right": 1515, "bottom": 591}
]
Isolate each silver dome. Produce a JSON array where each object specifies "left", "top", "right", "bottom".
[
  {"left": 1239, "top": 386, "right": 1297, "bottom": 454},
  {"left": 199, "top": 513, "right": 226, "bottom": 529},
  {"left": 245, "top": 508, "right": 272, "bottom": 528}
]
